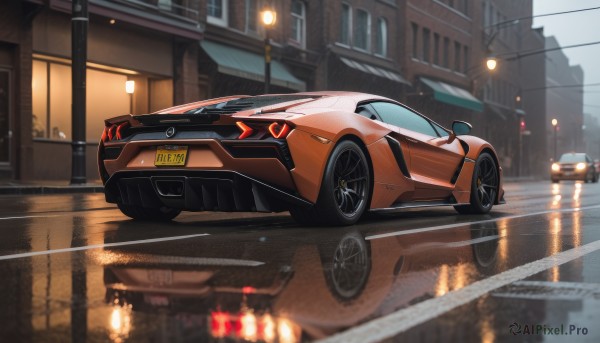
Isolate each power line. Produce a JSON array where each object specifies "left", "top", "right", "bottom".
[
  {"left": 495, "top": 40, "right": 600, "bottom": 60},
  {"left": 522, "top": 82, "right": 600, "bottom": 92},
  {"left": 485, "top": 6, "right": 600, "bottom": 29}
]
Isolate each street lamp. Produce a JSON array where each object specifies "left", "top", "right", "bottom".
[
  {"left": 552, "top": 118, "right": 558, "bottom": 160},
  {"left": 261, "top": 5, "right": 277, "bottom": 94},
  {"left": 125, "top": 80, "right": 135, "bottom": 114},
  {"left": 486, "top": 57, "right": 497, "bottom": 71}
]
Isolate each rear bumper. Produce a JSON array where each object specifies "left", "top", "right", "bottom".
[{"left": 104, "top": 170, "right": 312, "bottom": 212}]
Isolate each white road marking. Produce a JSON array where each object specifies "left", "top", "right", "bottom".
[
  {"left": 0, "top": 215, "right": 62, "bottom": 220},
  {"left": 366, "top": 204, "right": 600, "bottom": 240},
  {"left": 492, "top": 281, "right": 600, "bottom": 301},
  {"left": 0, "top": 233, "right": 210, "bottom": 261},
  {"left": 317, "top": 239, "right": 600, "bottom": 343}
]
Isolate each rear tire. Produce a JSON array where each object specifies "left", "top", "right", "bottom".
[
  {"left": 454, "top": 152, "right": 498, "bottom": 215},
  {"left": 117, "top": 203, "right": 181, "bottom": 221},
  {"left": 551, "top": 178, "right": 560, "bottom": 183},
  {"left": 291, "top": 140, "right": 370, "bottom": 226}
]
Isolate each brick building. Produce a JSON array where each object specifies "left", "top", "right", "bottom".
[{"left": 1, "top": 0, "right": 202, "bottom": 180}]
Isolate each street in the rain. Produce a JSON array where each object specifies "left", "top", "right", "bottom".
[{"left": 0, "top": 180, "right": 599, "bottom": 342}]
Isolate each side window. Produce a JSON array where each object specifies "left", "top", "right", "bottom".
[
  {"left": 431, "top": 122, "right": 450, "bottom": 137},
  {"left": 370, "top": 102, "right": 439, "bottom": 137},
  {"left": 355, "top": 103, "right": 380, "bottom": 120}
]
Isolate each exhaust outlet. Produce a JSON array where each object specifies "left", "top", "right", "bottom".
[{"left": 154, "top": 180, "right": 185, "bottom": 197}]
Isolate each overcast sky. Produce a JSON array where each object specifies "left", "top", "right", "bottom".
[{"left": 533, "top": 0, "right": 600, "bottom": 119}]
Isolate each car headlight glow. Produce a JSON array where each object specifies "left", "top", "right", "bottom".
[
  {"left": 551, "top": 163, "right": 560, "bottom": 172},
  {"left": 576, "top": 162, "right": 586, "bottom": 170}
]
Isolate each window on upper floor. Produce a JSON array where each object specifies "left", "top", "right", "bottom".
[
  {"left": 411, "top": 22, "right": 419, "bottom": 59},
  {"left": 354, "top": 9, "right": 371, "bottom": 51},
  {"left": 245, "top": 0, "right": 257, "bottom": 33},
  {"left": 375, "top": 17, "right": 388, "bottom": 57},
  {"left": 454, "top": 41, "right": 461, "bottom": 72},
  {"left": 443, "top": 37, "right": 450, "bottom": 68},
  {"left": 422, "top": 28, "right": 430, "bottom": 63},
  {"left": 340, "top": 3, "right": 352, "bottom": 45},
  {"left": 207, "top": 0, "right": 228, "bottom": 26},
  {"left": 291, "top": 0, "right": 306, "bottom": 48},
  {"left": 463, "top": 46, "right": 469, "bottom": 73},
  {"left": 433, "top": 33, "right": 440, "bottom": 65}
]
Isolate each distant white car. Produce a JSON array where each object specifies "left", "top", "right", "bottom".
[{"left": 551, "top": 153, "right": 598, "bottom": 183}]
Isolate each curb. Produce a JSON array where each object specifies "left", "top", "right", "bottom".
[{"left": 0, "top": 185, "right": 104, "bottom": 195}]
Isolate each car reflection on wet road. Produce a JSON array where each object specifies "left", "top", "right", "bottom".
[{"left": 0, "top": 181, "right": 599, "bottom": 342}]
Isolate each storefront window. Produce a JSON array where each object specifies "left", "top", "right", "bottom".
[{"left": 32, "top": 57, "right": 171, "bottom": 143}]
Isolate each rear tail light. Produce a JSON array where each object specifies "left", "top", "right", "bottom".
[
  {"left": 236, "top": 121, "right": 292, "bottom": 140},
  {"left": 102, "top": 121, "right": 130, "bottom": 143},
  {"left": 268, "top": 122, "right": 291, "bottom": 139},
  {"left": 236, "top": 121, "right": 254, "bottom": 139}
]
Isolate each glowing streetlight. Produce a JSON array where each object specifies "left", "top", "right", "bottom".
[
  {"left": 125, "top": 80, "right": 135, "bottom": 94},
  {"left": 486, "top": 57, "right": 497, "bottom": 71},
  {"left": 261, "top": 5, "right": 277, "bottom": 94},
  {"left": 260, "top": 8, "right": 277, "bottom": 27}
]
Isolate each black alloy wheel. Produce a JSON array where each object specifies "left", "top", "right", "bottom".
[
  {"left": 291, "top": 140, "right": 370, "bottom": 226},
  {"left": 455, "top": 152, "right": 498, "bottom": 214},
  {"left": 332, "top": 146, "right": 369, "bottom": 217}
]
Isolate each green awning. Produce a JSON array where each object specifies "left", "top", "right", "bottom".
[
  {"left": 420, "top": 77, "right": 483, "bottom": 112},
  {"left": 339, "top": 56, "right": 411, "bottom": 85},
  {"left": 201, "top": 40, "right": 306, "bottom": 91}
]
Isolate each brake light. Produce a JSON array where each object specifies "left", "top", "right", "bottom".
[
  {"left": 102, "top": 121, "right": 130, "bottom": 142},
  {"left": 236, "top": 121, "right": 254, "bottom": 139},
  {"left": 101, "top": 127, "right": 108, "bottom": 142},
  {"left": 107, "top": 124, "right": 117, "bottom": 140},
  {"left": 268, "top": 122, "right": 291, "bottom": 139},
  {"left": 116, "top": 122, "right": 129, "bottom": 140}
]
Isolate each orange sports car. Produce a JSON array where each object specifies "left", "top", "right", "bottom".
[{"left": 98, "top": 91, "right": 505, "bottom": 225}]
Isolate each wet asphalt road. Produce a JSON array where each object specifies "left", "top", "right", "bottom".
[{"left": 0, "top": 181, "right": 599, "bottom": 343}]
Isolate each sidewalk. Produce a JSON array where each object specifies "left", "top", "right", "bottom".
[{"left": 0, "top": 180, "right": 104, "bottom": 195}]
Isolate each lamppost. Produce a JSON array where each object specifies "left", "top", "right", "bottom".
[
  {"left": 260, "top": 5, "right": 277, "bottom": 94},
  {"left": 552, "top": 118, "right": 558, "bottom": 160}
]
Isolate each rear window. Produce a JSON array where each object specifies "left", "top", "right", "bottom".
[
  {"left": 559, "top": 153, "right": 586, "bottom": 163},
  {"left": 184, "top": 95, "right": 315, "bottom": 115}
]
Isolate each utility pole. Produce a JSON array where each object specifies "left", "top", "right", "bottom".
[{"left": 71, "top": 0, "right": 88, "bottom": 184}]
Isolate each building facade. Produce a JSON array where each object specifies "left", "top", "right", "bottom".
[
  {"left": 545, "top": 36, "right": 585, "bottom": 161},
  {"left": 2, "top": 0, "right": 551, "bottom": 181},
  {"left": 2, "top": 0, "right": 202, "bottom": 181}
]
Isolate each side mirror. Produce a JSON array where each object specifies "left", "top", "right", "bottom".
[
  {"left": 452, "top": 120, "right": 472, "bottom": 135},
  {"left": 447, "top": 120, "right": 472, "bottom": 143}
]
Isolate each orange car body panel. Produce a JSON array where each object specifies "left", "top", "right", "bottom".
[{"left": 103, "top": 139, "right": 296, "bottom": 190}]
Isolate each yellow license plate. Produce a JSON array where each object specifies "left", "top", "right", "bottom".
[{"left": 155, "top": 145, "right": 188, "bottom": 166}]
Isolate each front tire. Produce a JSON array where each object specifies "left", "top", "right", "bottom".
[
  {"left": 117, "top": 203, "right": 181, "bottom": 221},
  {"left": 291, "top": 140, "right": 370, "bottom": 226},
  {"left": 454, "top": 152, "right": 498, "bottom": 214}
]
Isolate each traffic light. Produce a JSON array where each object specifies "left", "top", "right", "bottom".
[{"left": 520, "top": 118, "right": 526, "bottom": 133}]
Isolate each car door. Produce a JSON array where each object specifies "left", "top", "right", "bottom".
[{"left": 369, "top": 102, "right": 465, "bottom": 198}]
